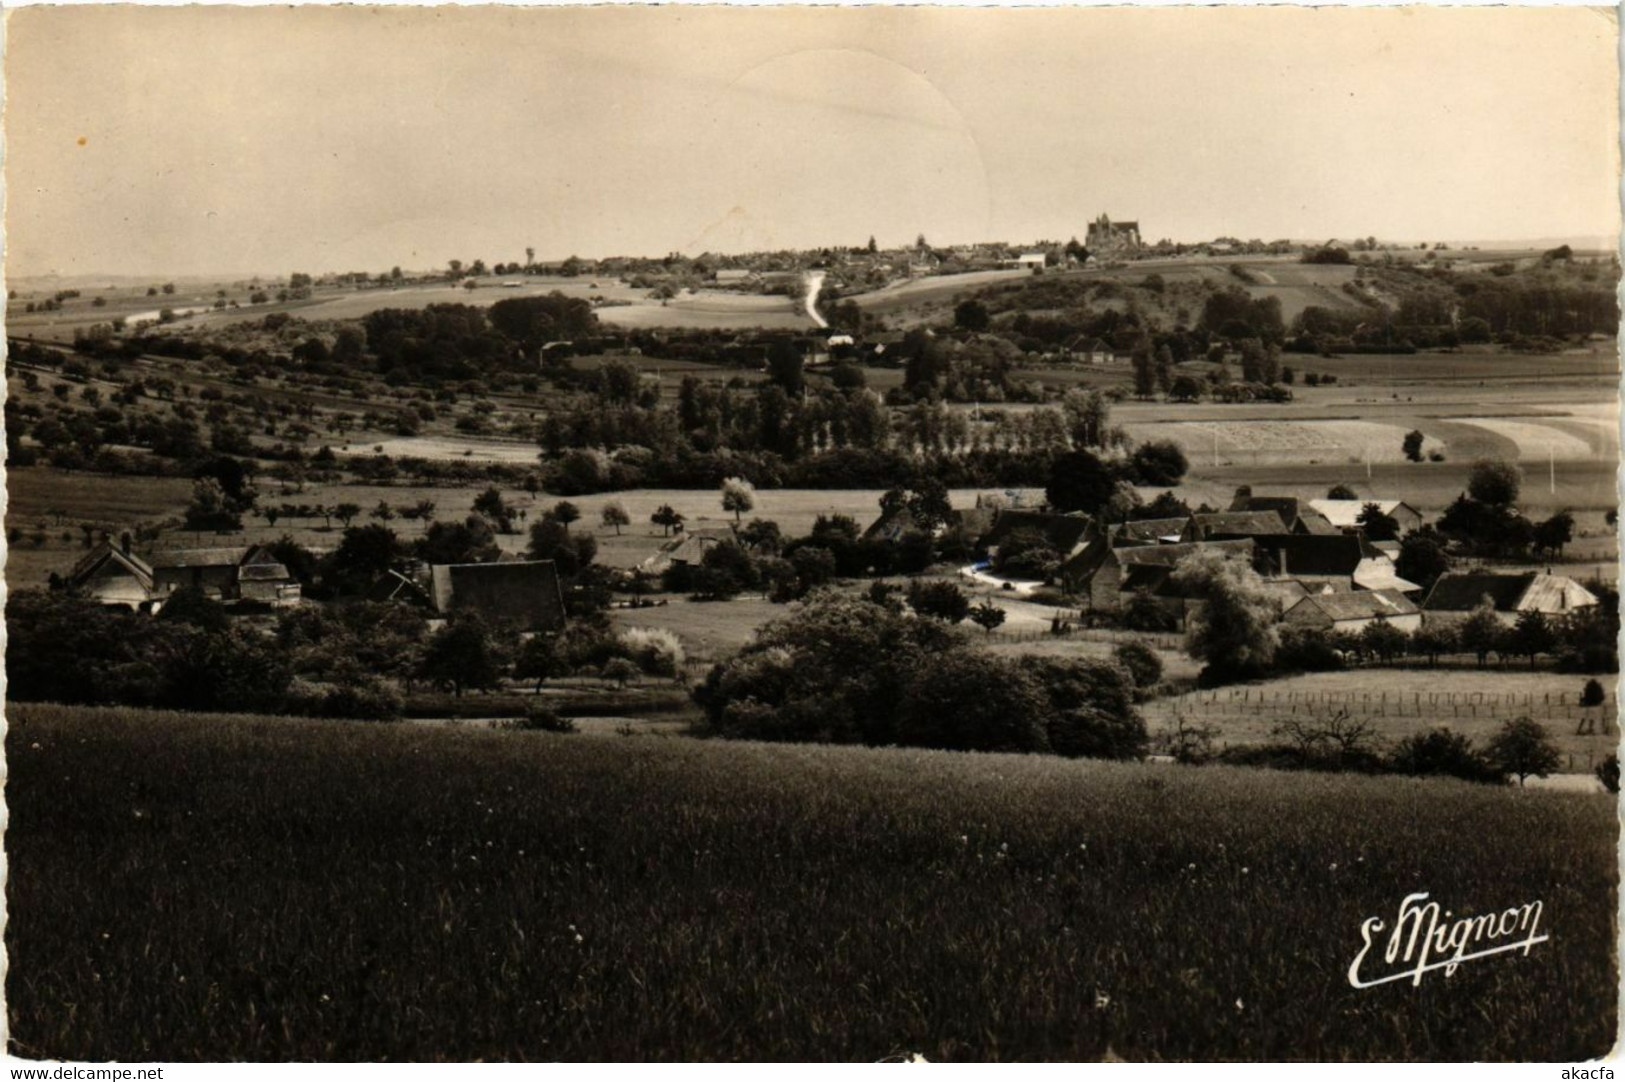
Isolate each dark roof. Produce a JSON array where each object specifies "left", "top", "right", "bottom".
[
  {"left": 1290, "top": 589, "right": 1420, "bottom": 623},
  {"left": 1252, "top": 534, "right": 1376, "bottom": 577},
  {"left": 1188, "top": 511, "right": 1293, "bottom": 538},
  {"left": 429, "top": 561, "right": 567, "bottom": 630},
  {"left": 1113, "top": 538, "right": 1254, "bottom": 569},
  {"left": 1112, "top": 517, "right": 1188, "bottom": 544},
  {"left": 1422, "top": 572, "right": 1537, "bottom": 613},
  {"left": 1228, "top": 495, "right": 1340, "bottom": 535},
  {"left": 979, "top": 510, "right": 1093, "bottom": 554},
  {"left": 149, "top": 546, "right": 248, "bottom": 569}
]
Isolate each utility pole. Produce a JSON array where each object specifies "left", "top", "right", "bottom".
[{"left": 1549, "top": 443, "right": 1556, "bottom": 495}]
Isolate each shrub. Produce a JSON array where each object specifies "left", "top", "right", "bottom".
[
  {"left": 1113, "top": 641, "right": 1164, "bottom": 690},
  {"left": 1274, "top": 627, "right": 1345, "bottom": 672},
  {"left": 1388, "top": 728, "right": 1501, "bottom": 784},
  {"left": 601, "top": 657, "right": 641, "bottom": 688},
  {"left": 620, "top": 627, "right": 685, "bottom": 678},
  {"left": 508, "top": 700, "right": 577, "bottom": 734},
  {"left": 906, "top": 579, "right": 970, "bottom": 623},
  {"left": 1596, "top": 754, "right": 1619, "bottom": 794}
]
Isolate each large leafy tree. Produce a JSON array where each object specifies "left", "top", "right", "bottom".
[
  {"left": 1045, "top": 449, "right": 1116, "bottom": 515},
  {"left": 1170, "top": 548, "right": 1280, "bottom": 682}
]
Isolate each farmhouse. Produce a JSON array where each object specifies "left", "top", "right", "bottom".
[
  {"left": 639, "top": 527, "right": 734, "bottom": 576},
  {"left": 1181, "top": 511, "right": 1294, "bottom": 542},
  {"left": 1421, "top": 571, "right": 1598, "bottom": 626},
  {"left": 1282, "top": 589, "right": 1422, "bottom": 634},
  {"left": 1005, "top": 252, "right": 1048, "bottom": 273},
  {"left": 1067, "top": 336, "right": 1123, "bottom": 365},
  {"left": 150, "top": 546, "right": 244, "bottom": 598},
  {"left": 1307, "top": 499, "right": 1425, "bottom": 535},
  {"left": 429, "top": 560, "right": 566, "bottom": 631},
  {"left": 64, "top": 539, "right": 157, "bottom": 611},
  {"left": 148, "top": 544, "right": 301, "bottom": 606},
  {"left": 1109, "top": 517, "right": 1188, "bottom": 546},
  {"left": 1062, "top": 537, "right": 1254, "bottom": 612},
  {"left": 1250, "top": 534, "right": 1420, "bottom": 594},
  {"left": 1228, "top": 494, "right": 1341, "bottom": 535},
  {"left": 978, "top": 510, "right": 1094, "bottom": 562},
  {"left": 864, "top": 506, "right": 996, "bottom": 545}
]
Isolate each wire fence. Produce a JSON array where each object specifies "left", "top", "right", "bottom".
[{"left": 1142, "top": 686, "right": 1615, "bottom": 725}]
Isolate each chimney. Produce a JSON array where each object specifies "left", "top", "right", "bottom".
[{"left": 120, "top": 531, "right": 133, "bottom": 556}]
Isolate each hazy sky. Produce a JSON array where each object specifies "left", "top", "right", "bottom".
[{"left": 7, "top": 5, "right": 1619, "bottom": 278}]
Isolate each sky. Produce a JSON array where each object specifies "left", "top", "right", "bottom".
[{"left": 6, "top": 5, "right": 1619, "bottom": 279}]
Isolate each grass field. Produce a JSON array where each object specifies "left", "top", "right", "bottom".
[{"left": 6, "top": 702, "right": 1615, "bottom": 1061}]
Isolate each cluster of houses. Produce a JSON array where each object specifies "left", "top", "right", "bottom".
[
  {"left": 63, "top": 535, "right": 567, "bottom": 631},
  {"left": 953, "top": 491, "right": 1598, "bottom": 634}
]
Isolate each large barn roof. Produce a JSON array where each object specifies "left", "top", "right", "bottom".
[{"left": 430, "top": 561, "right": 566, "bottom": 630}]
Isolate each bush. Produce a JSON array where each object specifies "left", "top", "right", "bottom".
[
  {"left": 1274, "top": 627, "right": 1345, "bottom": 672},
  {"left": 620, "top": 626, "right": 685, "bottom": 678},
  {"left": 1113, "top": 641, "right": 1164, "bottom": 691},
  {"left": 508, "top": 700, "right": 577, "bottom": 734},
  {"left": 1596, "top": 754, "right": 1619, "bottom": 794},
  {"left": 1388, "top": 728, "right": 1501, "bottom": 785}
]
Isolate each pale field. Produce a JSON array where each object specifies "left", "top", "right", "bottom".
[{"left": 595, "top": 292, "right": 813, "bottom": 331}]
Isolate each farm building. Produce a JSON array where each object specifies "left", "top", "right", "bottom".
[
  {"left": 1250, "top": 534, "right": 1420, "bottom": 594},
  {"left": 1308, "top": 499, "right": 1424, "bottom": 535},
  {"left": 1421, "top": 571, "right": 1598, "bottom": 625},
  {"left": 1282, "top": 589, "right": 1422, "bottom": 634},
  {"left": 1108, "top": 517, "right": 1188, "bottom": 546},
  {"left": 428, "top": 561, "right": 566, "bottom": 631},
  {"left": 638, "top": 528, "right": 734, "bottom": 576},
  {"left": 1062, "top": 538, "right": 1254, "bottom": 611},
  {"left": 1005, "top": 252, "right": 1048, "bottom": 273},
  {"left": 864, "top": 506, "right": 996, "bottom": 545},
  {"left": 1181, "top": 511, "right": 1294, "bottom": 542},
  {"left": 713, "top": 269, "right": 754, "bottom": 285},
  {"left": 1067, "top": 336, "right": 1122, "bottom": 365},
  {"left": 64, "top": 539, "right": 157, "bottom": 611},
  {"left": 150, "top": 547, "right": 245, "bottom": 598},
  {"left": 977, "top": 510, "right": 1094, "bottom": 562},
  {"left": 148, "top": 544, "right": 301, "bottom": 606},
  {"left": 1228, "top": 495, "right": 1340, "bottom": 535}
]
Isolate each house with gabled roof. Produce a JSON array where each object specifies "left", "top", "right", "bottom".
[
  {"left": 1283, "top": 589, "right": 1422, "bottom": 633},
  {"left": 1308, "top": 499, "right": 1424, "bottom": 536},
  {"left": 64, "top": 539, "right": 157, "bottom": 611},
  {"left": 1249, "top": 534, "right": 1420, "bottom": 594},
  {"left": 977, "top": 510, "right": 1094, "bottom": 561},
  {"left": 1181, "top": 511, "right": 1293, "bottom": 542},
  {"left": 639, "top": 527, "right": 735, "bottom": 576},
  {"left": 1227, "top": 494, "right": 1340, "bottom": 535},
  {"left": 1421, "top": 571, "right": 1598, "bottom": 626},
  {"left": 145, "top": 544, "right": 300, "bottom": 606},
  {"left": 1109, "top": 517, "right": 1188, "bottom": 546},
  {"left": 1062, "top": 537, "right": 1254, "bottom": 612}
]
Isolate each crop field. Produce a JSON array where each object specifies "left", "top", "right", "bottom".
[
  {"left": 594, "top": 292, "right": 813, "bottom": 331},
  {"left": 6, "top": 702, "right": 1614, "bottom": 1061},
  {"left": 1141, "top": 669, "right": 1619, "bottom": 770}
]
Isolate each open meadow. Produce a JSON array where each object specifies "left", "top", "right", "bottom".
[{"left": 6, "top": 702, "right": 1615, "bottom": 1062}]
